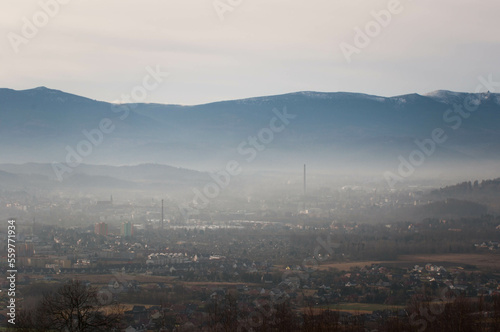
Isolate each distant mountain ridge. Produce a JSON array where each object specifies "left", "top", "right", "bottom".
[
  {"left": 1, "top": 87, "right": 500, "bottom": 176},
  {"left": 0, "top": 162, "right": 210, "bottom": 193}
]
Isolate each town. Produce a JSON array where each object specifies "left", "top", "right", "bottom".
[{"left": 1, "top": 184, "right": 500, "bottom": 331}]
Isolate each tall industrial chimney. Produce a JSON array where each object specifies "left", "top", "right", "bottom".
[
  {"left": 303, "top": 164, "right": 306, "bottom": 211},
  {"left": 303, "top": 164, "right": 306, "bottom": 197},
  {"left": 161, "top": 199, "right": 164, "bottom": 230}
]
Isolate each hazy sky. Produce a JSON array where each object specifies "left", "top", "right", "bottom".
[{"left": 1, "top": 0, "right": 499, "bottom": 105}]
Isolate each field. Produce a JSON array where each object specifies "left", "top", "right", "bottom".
[
  {"left": 303, "top": 303, "right": 404, "bottom": 315},
  {"left": 398, "top": 253, "right": 500, "bottom": 270},
  {"left": 316, "top": 253, "right": 500, "bottom": 272},
  {"left": 47, "top": 274, "right": 177, "bottom": 285}
]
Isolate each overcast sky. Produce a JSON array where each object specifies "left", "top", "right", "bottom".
[{"left": 1, "top": 0, "right": 499, "bottom": 105}]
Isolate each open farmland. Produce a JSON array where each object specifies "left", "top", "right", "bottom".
[{"left": 316, "top": 253, "right": 500, "bottom": 272}]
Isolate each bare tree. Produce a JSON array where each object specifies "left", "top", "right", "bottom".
[
  {"left": 207, "top": 293, "right": 239, "bottom": 332},
  {"left": 18, "top": 280, "right": 122, "bottom": 332}
]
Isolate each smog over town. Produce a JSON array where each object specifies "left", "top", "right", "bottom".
[{"left": 1, "top": 1, "right": 500, "bottom": 331}]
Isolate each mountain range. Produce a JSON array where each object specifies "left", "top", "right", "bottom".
[{"left": 1, "top": 87, "right": 500, "bottom": 182}]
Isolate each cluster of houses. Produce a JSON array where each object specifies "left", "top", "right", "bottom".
[
  {"left": 91, "top": 260, "right": 500, "bottom": 331},
  {"left": 475, "top": 240, "right": 500, "bottom": 251}
]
